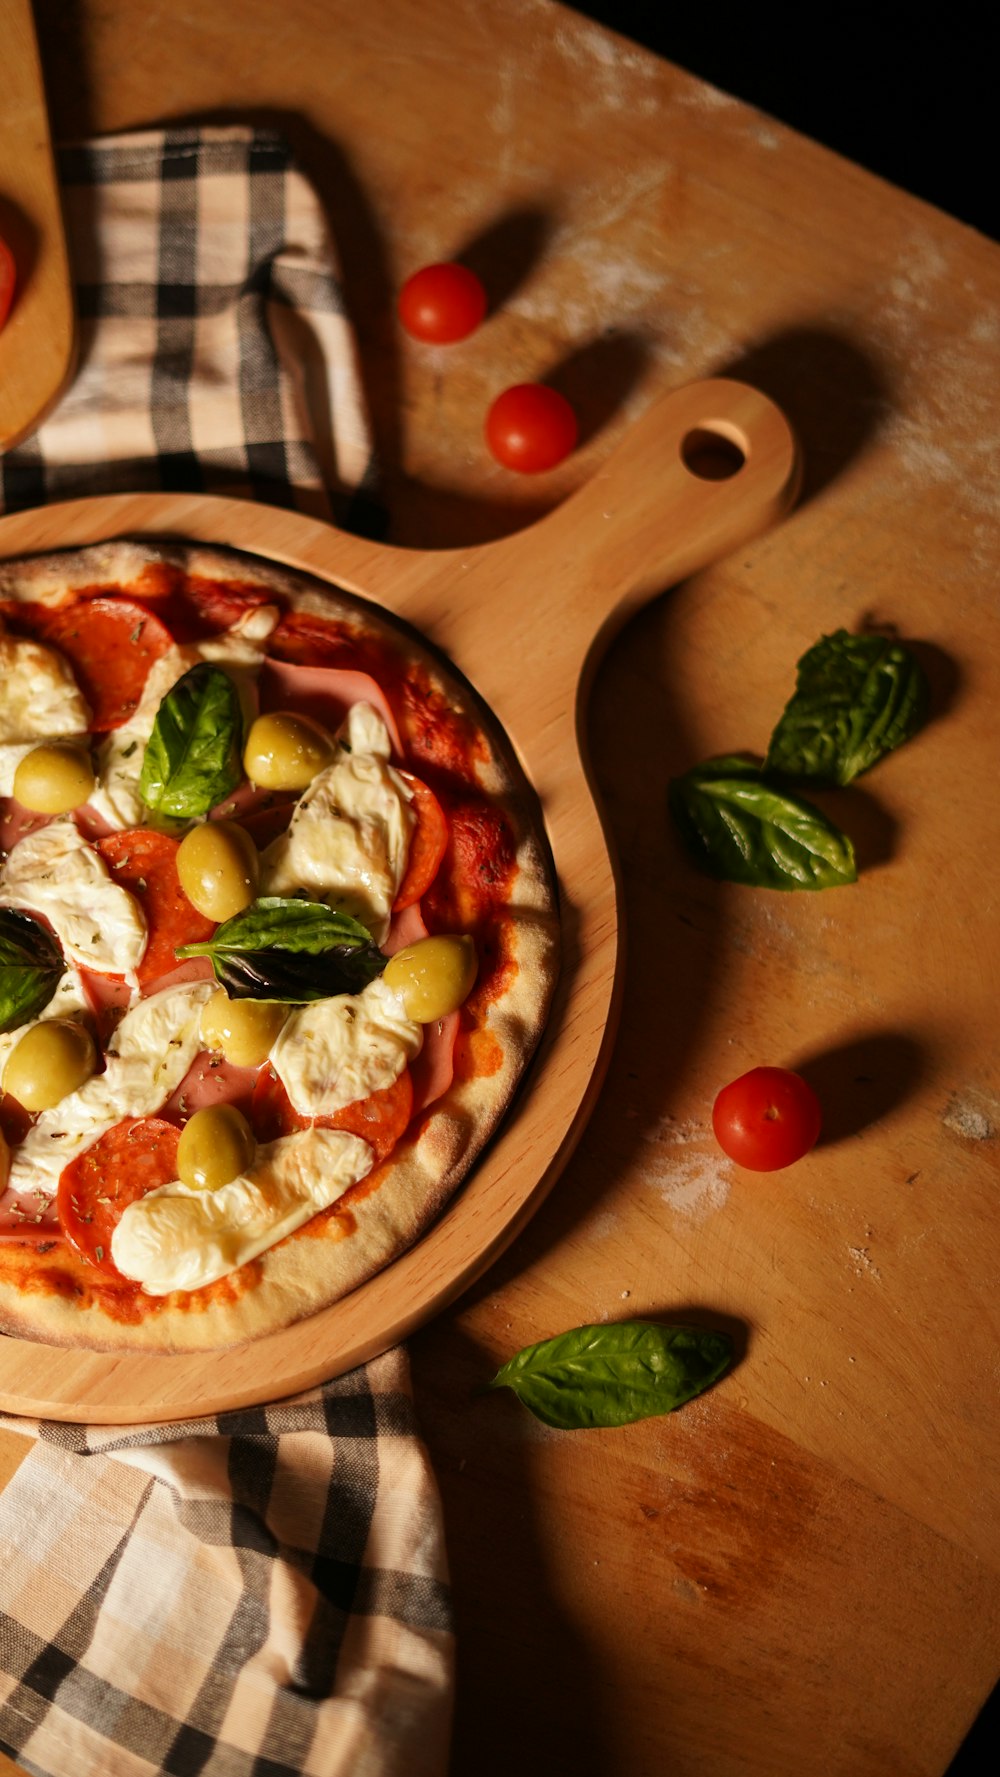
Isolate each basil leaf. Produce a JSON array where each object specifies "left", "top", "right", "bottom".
[
  {"left": 669, "top": 755, "right": 857, "bottom": 890},
  {"left": 177, "top": 896, "right": 386, "bottom": 1002},
  {"left": 765, "top": 629, "right": 930, "bottom": 786},
  {"left": 487, "top": 1322, "right": 733, "bottom": 1430},
  {"left": 0, "top": 909, "right": 65, "bottom": 1033},
  {"left": 139, "top": 663, "right": 243, "bottom": 819}
]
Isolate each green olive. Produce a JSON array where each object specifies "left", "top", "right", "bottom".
[
  {"left": 177, "top": 1104, "right": 256, "bottom": 1192},
  {"left": 199, "top": 988, "right": 288, "bottom": 1068},
  {"left": 13, "top": 744, "right": 95, "bottom": 814},
  {"left": 2, "top": 1019, "right": 97, "bottom": 1112},
  {"left": 382, "top": 934, "right": 477, "bottom": 1023},
  {"left": 243, "top": 711, "right": 334, "bottom": 790},
  {"left": 177, "top": 821, "right": 259, "bottom": 922}
]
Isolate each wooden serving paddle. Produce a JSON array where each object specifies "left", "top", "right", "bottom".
[
  {"left": 0, "top": 0, "right": 76, "bottom": 451},
  {"left": 0, "top": 377, "right": 798, "bottom": 1422}
]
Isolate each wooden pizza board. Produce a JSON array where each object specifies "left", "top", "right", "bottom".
[
  {"left": 0, "top": 0, "right": 76, "bottom": 451},
  {"left": 0, "top": 377, "right": 798, "bottom": 1423}
]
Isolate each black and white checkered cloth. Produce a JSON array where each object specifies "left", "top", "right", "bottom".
[
  {"left": 0, "top": 124, "right": 383, "bottom": 531},
  {"left": 0, "top": 125, "right": 452, "bottom": 1777}
]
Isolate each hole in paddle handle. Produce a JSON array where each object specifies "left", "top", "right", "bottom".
[{"left": 681, "top": 425, "right": 747, "bottom": 481}]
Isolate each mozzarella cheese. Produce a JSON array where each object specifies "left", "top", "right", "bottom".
[
  {"left": 0, "top": 624, "right": 92, "bottom": 795},
  {"left": 261, "top": 702, "right": 415, "bottom": 938},
  {"left": 111, "top": 1125, "right": 374, "bottom": 1293},
  {"left": 88, "top": 604, "right": 280, "bottom": 830},
  {"left": 8, "top": 980, "right": 215, "bottom": 1197},
  {"left": 0, "top": 819, "right": 147, "bottom": 979},
  {"left": 270, "top": 974, "right": 422, "bottom": 1119}
]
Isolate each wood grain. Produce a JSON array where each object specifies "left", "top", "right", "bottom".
[
  {"left": 1, "top": 2, "right": 998, "bottom": 1773},
  {"left": 0, "top": 0, "right": 75, "bottom": 449},
  {"left": 0, "top": 378, "right": 798, "bottom": 1420}
]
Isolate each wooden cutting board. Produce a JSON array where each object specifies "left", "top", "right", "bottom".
[
  {"left": 0, "top": 376, "right": 797, "bottom": 1423},
  {"left": 0, "top": 0, "right": 75, "bottom": 450}
]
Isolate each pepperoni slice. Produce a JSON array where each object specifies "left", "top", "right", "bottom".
[
  {"left": 423, "top": 798, "right": 518, "bottom": 929},
  {"left": 97, "top": 830, "right": 216, "bottom": 987},
  {"left": 16, "top": 597, "right": 174, "bottom": 730},
  {"left": 327, "top": 1068, "right": 414, "bottom": 1162},
  {"left": 394, "top": 772, "right": 449, "bottom": 909},
  {"left": 57, "top": 1117, "right": 180, "bottom": 1274},
  {"left": 250, "top": 1065, "right": 414, "bottom": 1165},
  {"left": 267, "top": 608, "right": 365, "bottom": 670},
  {"left": 183, "top": 577, "right": 279, "bottom": 635}
]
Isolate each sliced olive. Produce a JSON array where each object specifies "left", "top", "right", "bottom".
[
  {"left": 243, "top": 712, "right": 334, "bottom": 790},
  {"left": 177, "top": 821, "right": 259, "bottom": 922},
  {"left": 13, "top": 744, "right": 95, "bottom": 814},
  {"left": 2, "top": 1019, "right": 97, "bottom": 1112},
  {"left": 382, "top": 934, "right": 477, "bottom": 1023},
  {"left": 177, "top": 1104, "right": 256, "bottom": 1192},
  {"left": 199, "top": 987, "right": 288, "bottom": 1068}
]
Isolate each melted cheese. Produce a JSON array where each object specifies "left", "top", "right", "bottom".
[
  {"left": 261, "top": 702, "right": 415, "bottom": 938},
  {"left": 0, "top": 624, "right": 92, "bottom": 795},
  {"left": 0, "top": 819, "right": 147, "bottom": 978},
  {"left": 8, "top": 980, "right": 215, "bottom": 1197},
  {"left": 88, "top": 604, "right": 280, "bottom": 830},
  {"left": 270, "top": 974, "right": 422, "bottom": 1118},
  {"left": 110, "top": 1125, "right": 373, "bottom": 1293}
]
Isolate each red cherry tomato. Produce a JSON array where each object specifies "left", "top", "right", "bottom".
[
  {"left": 712, "top": 1066, "right": 821, "bottom": 1172},
  {"left": 398, "top": 262, "right": 487, "bottom": 343},
  {"left": 485, "top": 383, "right": 578, "bottom": 473},
  {"left": 0, "top": 236, "right": 15, "bottom": 332}
]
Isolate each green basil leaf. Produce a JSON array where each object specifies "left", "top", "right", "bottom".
[
  {"left": 487, "top": 1322, "right": 733, "bottom": 1430},
  {"left": 0, "top": 909, "right": 65, "bottom": 1034},
  {"left": 765, "top": 629, "right": 930, "bottom": 786},
  {"left": 177, "top": 896, "right": 386, "bottom": 1002},
  {"left": 139, "top": 663, "right": 243, "bottom": 819},
  {"left": 669, "top": 755, "right": 857, "bottom": 889}
]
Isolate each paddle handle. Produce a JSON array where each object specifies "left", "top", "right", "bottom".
[
  {"left": 0, "top": 0, "right": 76, "bottom": 450},
  {"left": 304, "top": 378, "right": 799, "bottom": 729},
  {"left": 442, "top": 379, "right": 797, "bottom": 676}
]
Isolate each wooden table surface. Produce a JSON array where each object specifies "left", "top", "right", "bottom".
[{"left": 2, "top": 2, "right": 999, "bottom": 1772}]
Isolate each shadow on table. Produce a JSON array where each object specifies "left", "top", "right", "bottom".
[
  {"left": 409, "top": 1325, "right": 614, "bottom": 1777},
  {"left": 719, "top": 327, "right": 887, "bottom": 505},
  {"left": 790, "top": 1030, "right": 930, "bottom": 1146}
]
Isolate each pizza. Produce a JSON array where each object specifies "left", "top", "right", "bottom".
[{"left": 0, "top": 540, "right": 558, "bottom": 1351}]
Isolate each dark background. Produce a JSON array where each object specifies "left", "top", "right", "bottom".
[
  {"left": 567, "top": 4, "right": 996, "bottom": 240},
  {"left": 566, "top": 7, "right": 996, "bottom": 1776}
]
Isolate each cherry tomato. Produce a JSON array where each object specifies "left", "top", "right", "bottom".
[
  {"left": 711, "top": 1066, "right": 821, "bottom": 1172},
  {"left": 484, "top": 383, "right": 578, "bottom": 473},
  {"left": 398, "top": 262, "right": 487, "bottom": 343},
  {"left": 0, "top": 236, "right": 15, "bottom": 332}
]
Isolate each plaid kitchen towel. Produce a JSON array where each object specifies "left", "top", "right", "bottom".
[
  {"left": 0, "top": 124, "right": 383, "bottom": 531},
  {"left": 0, "top": 126, "right": 452, "bottom": 1776}
]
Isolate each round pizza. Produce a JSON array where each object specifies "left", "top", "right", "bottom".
[{"left": 0, "top": 541, "right": 558, "bottom": 1351}]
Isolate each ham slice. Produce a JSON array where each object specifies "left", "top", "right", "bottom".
[
  {"left": 162, "top": 1053, "right": 260, "bottom": 1122},
  {"left": 258, "top": 659, "right": 405, "bottom": 757}
]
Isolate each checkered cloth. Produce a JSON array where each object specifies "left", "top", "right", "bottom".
[
  {"left": 0, "top": 125, "right": 383, "bottom": 531},
  {"left": 0, "top": 126, "right": 453, "bottom": 1776}
]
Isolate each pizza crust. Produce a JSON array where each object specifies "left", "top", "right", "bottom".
[{"left": 0, "top": 541, "right": 560, "bottom": 1351}]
